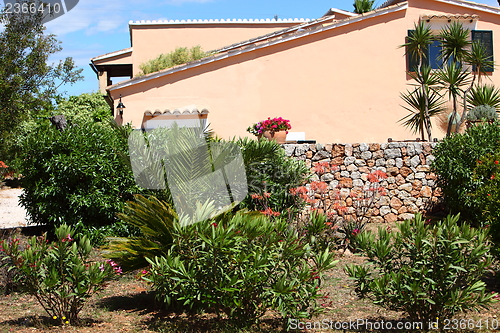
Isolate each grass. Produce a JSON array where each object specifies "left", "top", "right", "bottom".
[{"left": 0, "top": 226, "right": 499, "bottom": 333}]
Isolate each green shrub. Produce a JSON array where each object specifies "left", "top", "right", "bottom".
[
  {"left": 470, "top": 152, "right": 500, "bottom": 252},
  {"left": 144, "top": 208, "right": 337, "bottom": 327},
  {"left": 431, "top": 121, "right": 500, "bottom": 223},
  {"left": 137, "top": 46, "right": 210, "bottom": 76},
  {"left": 0, "top": 225, "right": 121, "bottom": 324},
  {"left": 345, "top": 214, "right": 497, "bottom": 322},
  {"left": 18, "top": 119, "right": 139, "bottom": 232},
  {"left": 237, "top": 137, "right": 310, "bottom": 218},
  {"left": 466, "top": 104, "right": 498, "bottom": 121}
]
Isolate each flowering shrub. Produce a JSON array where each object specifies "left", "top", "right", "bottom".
[
  {"left": 246, "top": 117, "right": 291, "bottom": 135},
  {"left": 0, "top": 224, "right": 120, "bottom": 324},
  {"left": 432, "top": 122, "right": 500, "bottom": 224},
  {"left": 470, "top": 152, "right": 500, "bottom": 254},
  {"left": 0, "top": 160, "right": 8, "bottom": 182},
  {"left": 345, "top": 214, "right": 498, "bottom": 322},
  {"left": 238, "top": 137, "right": 310, "bottom": 218},
  {"left": 290, "top": 162, "right": 387, "bottom": 251},
  {"left": 143, "top": 210, "right": 337, "bottom": 328}
]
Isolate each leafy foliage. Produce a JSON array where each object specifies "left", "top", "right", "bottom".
[
  {"left": 0, "top": 224, "right": 120, "bottom": 324},
  {"left": 237, "top": 137, "right": 310, "bottom": 218},
  {"left": 353, "top": 0, "right": 375, "bottom": 14},
  {"left": 137, "top": 46, "right": 210, "bottom": 76},
  {"left": 345, "top": 214, "right": 497, "bottom": 322},
  {"left": 103, "top": 195, "right": 178, "bottom": 272},
  {"left": 0, "top": 3, "right": 82, "bottom": 163},
  {"left": 467, "top": 84, "right": 500, "bottom": 111},
  {"left": 18, "top": 119, "right": 139, "bottom": 233},
  {"left": 431, "top": 122, "right": 500, "bottom": 223},
  {"left": 143, "top": 208, "right": 337, "bottom": 327},
  {"left": 466, "top": 105, "right": 498, "bottom": 121},
  {"left": 469, "top": 152, "right": 500, "bottom": 253}
]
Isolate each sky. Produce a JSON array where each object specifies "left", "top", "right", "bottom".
[{"left": 4, "top": 0, "right": 499, "bottom": 97}]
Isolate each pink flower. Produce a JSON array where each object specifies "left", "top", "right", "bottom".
[{"left": 99, "top": 264, "right": 105, "bottom": 272}]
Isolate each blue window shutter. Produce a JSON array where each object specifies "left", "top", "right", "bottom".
[
  {"left": 472, "top": 30, "right": 494, "bottom": 72},
  {"left": 407, "top": 30, "right": 430, "bottom": 72}
]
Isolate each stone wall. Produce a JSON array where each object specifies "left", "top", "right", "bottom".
[{"left": 283, "top": 142, "right": 442, "bottom": 223}]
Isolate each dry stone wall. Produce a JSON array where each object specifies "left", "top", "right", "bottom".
[{"left": 283, "top": 142, "right": 442, "bottom": 223}]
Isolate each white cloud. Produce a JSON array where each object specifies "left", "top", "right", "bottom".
[{"left": 45, "top": 0, "right": 129, "bottom": 36}]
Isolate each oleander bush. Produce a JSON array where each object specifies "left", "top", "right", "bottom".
[
  {"left": 469, "top": 152, "right": 500, "bottom": 253},
  {"left": 0, "top": 224, "right": 121, "bottom": 324},
  {"left": 345, "top": 214, "right": 497, "bottom": 322},
  {"left": 144, "top": 207, "right": 337, "bottom": 328},
  {"left": 106, "top": 195, "right": 337, "bottom": 328}
]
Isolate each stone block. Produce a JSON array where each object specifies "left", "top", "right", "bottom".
[
  {"left": 399, "top": 213, "right": 415, "bottom": 221},
  {"left": 331, "top": 144, "right": 345, "bottom": 157},
  {"left": 390, "top": 197, "right": 403, "bottom": 209},
  {"left": 384, "top": 213, "right": 398, "bottom": 223},
  {"left": 369, "top": 143, "right": 380, "bottom": 151},
  {"left": 385, "top": 148, "right": 402, "bottom": 159},
  {"left": 399, "top": 166, "right": 412, "bottom": 177}
]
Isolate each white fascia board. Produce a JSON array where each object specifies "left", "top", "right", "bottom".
[
  {"left": 434, "top": 0, "right": 500, "bottom": 15},
  {"left": 129, "top": 18, "right": 311, "bottom": 25},
  {"left": 91, "top": 48, "right": 133, "bottom": 62}
]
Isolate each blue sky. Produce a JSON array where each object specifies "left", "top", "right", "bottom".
[{"left": 8, "top": 0, "right": 500, "bottom": 97}]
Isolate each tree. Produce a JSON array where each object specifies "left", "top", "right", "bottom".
[
  {"left": 0, "top": 1, "right": 83, "bottom": 161},
  {"left": 400, "top": 22, "right": 437, "bottom": 141},
  {"left": 353, "top": 0, "right": 375, "bottom": 14}
]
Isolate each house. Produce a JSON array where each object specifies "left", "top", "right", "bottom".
[{"left": 90, "top": 0, "right": 500, "bottom": 143}]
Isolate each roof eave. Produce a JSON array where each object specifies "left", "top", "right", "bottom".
[{"left": 108, "top": 2, "right": 409, "bottom": 92}]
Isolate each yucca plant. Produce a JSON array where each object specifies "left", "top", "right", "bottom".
[
  {"left": 400, "top": 22, "right": 437, "bottom": 141},
  {"left": 400, "top": 71, "right": 445, "bottom": 140},
  {"left": 467, "top": 84, "right": 500, "bottom": 111}
]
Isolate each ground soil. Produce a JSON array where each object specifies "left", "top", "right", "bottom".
[{"left": 0, "top": 188, "right": 499, "bottom": 332}]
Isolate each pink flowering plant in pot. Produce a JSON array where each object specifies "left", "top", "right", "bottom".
[
  {"left": 246, "top": 117, "right": 291, "bottom": 136},
  {"left": 0, "top": 224, "right": 121, "bottom": 325}
]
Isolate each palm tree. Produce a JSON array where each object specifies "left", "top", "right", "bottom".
[
  {"left": 400, "top": 22, "right": 436, "bottom": 140},
  {"left": 353, "top": 0, "right": 375, "bottom": 14},
  {"left": 439, "top": 21, "right": 495, "bottom": 132},
  {"left": 438, "top": 21, "right": 471, "bottom": 65},
  {"left": 457, "top": 40, "right": 496, "bottom": 128},
  {"left": 436, "top": 62, "right": 471, "bottom": 135},
  {"left": 400, "top": 85, "right": 446, "bottom": 140}
]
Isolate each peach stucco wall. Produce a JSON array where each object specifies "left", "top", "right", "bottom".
[
  {"left": 130, "top": 22, "right": 302, "bottom": 76},
  {"left": 110, "top": 0, "right": 500, "bottom": 143}
]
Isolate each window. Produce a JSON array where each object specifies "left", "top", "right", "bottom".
[
  {"left": 472, "top": 30, "right": 494, "bottom": 72},
  {"left": 407, "top": 30, "right": 494, "bottom": 72}
]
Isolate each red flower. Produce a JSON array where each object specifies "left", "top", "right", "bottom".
[
  {"left": 367, "top": 170, "right": 388, "bottom": 183},
  {"left": 211, "top": 222, "right": 218, "bottom": 227},
  {"left": 0, "top": 161, "right": 8, "bottom": 168},
  {"left": 495, "top": 161, "right": 499, "bottom": 165}
]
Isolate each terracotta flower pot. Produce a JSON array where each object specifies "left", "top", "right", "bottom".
[{"left": 258, "top": 130, "right": 287, "bottom": 144}]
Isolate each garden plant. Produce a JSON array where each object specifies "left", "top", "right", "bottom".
[
  {"left": 346, "top": 213, "right": 498, "bottom": 323},
  {"left": 0, "top": 224, "right": 121, "bottom": 324}
]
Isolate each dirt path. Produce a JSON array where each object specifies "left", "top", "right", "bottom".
[{"left": 0, "top": 188, "right": 29, "bottom": 229}]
